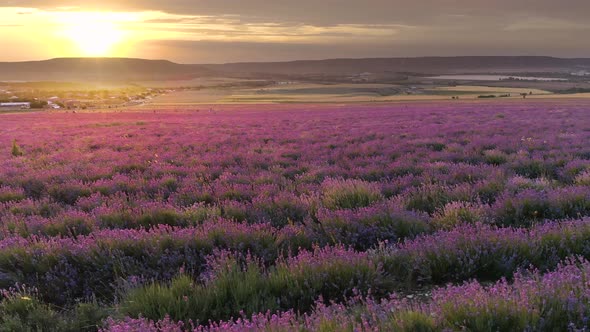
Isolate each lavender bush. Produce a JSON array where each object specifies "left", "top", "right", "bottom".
[
  {"left": 0, "top": 102, "right": 588, "bottom": 330},
  {"left": 103, "top": 258, "right": 590, "bottom": 332}
]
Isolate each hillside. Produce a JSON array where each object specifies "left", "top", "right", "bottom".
[
  {"left": 1, "top": 56, "right": 589, "bottom": 82},
  {"left": 0, "top": 58, "right": 211, "bottom": 82},
  {"left": 205, "top": 56, "right": 590, "bottom": 76}
]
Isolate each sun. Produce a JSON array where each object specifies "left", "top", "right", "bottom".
[{"left": 61, "top": 14, "right": 125, "bottom": 56}]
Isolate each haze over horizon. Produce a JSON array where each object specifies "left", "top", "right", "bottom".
[{"left": 1, "top": 1, "right": 589, "bottom": 63}]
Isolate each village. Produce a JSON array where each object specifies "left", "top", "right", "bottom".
[{"left": 0, "top": 84, "right": 169, "bottom": 111}]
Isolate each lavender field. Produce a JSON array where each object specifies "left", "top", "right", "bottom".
[{"left": 1, "top": 101, "right": 590, "bottom": 331}]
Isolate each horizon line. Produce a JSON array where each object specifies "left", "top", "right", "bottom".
[{"left": 1, "top": 54, "right": 590, "bottom": 66}]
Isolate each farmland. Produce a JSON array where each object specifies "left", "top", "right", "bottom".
[
  {"left": 0, "top": 101, "right": 590, "bottom": 331},
  {"left": 145, "top": 82, "right": 590, "bottom": 106},
  {"left": 144, "top": 83, "right": 556, "bottom": 105}
]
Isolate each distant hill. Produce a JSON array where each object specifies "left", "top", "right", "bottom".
[
  {"left": 205, "top": 56, "right": 590, "bottom": 76},
  {"left": 1, "top": 56, "right": 589, "bottom": 82},
  {"left": 0, "top": 58, "right": 212, "bottom": 82}
]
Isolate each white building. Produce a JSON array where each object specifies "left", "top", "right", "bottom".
[
  {"left": 572, "top": 70, "right": 590, "bottom": 77},
  {"left": 47, "top": 101, "right": 61, "bottom": 109},
  {"left": 0, "top": 102, "right": 31, "bottom": 109}
]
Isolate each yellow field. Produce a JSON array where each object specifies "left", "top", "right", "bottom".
[
  {"left": 149, "top": 89, "right": 232, "bottom": 104},
  {"left": 140, "top": 77, "right": 258, "bottom": 88},
  {"left": 433, "top": 85, "right": 551, "bottom": 95},
  {"left": 143, "top": 83, "right": 590, "bottom": 105}
]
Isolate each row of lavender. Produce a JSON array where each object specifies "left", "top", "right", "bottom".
[
  {"left": 1, "top": 181, "right": 588, "bottom": 240},
  {"left": 0, "top": 102, "right": 589, "bottom": 330},
  {"left": 1, "top": 105, "right": 588, "bottom": 230},
  {"left": 1, "top": 217, "right": 589, "bottom": 307},
  {"left": 103, "top": 257, "right": 590, "bottom": 332},
  {"left": 5, "top": 221, "right": 590, "bottom": 330}
]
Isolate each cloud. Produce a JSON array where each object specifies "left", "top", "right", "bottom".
[
  {"left": 504, "top": 17, "right": 590, "bottom": 31},
  {"left": 2, "top": 1, "right": 589, "bottom": 26},
  {"left": 1, "top": 1, "right": 589, "bottom": 61},
  {"left": 133, "top": 37, "right": 590, "bottom": 64}
]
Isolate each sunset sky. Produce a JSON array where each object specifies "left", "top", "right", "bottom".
[{"left": 1, "top": 1, "right": 589, "bottom": 63}]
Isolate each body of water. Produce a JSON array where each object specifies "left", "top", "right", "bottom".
[{"left": 429, "top": 75, "right": 566, "bottom": 81}]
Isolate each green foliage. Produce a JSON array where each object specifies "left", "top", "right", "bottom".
[
  {"left": 0, "top": 295, "right": 63, "bottom": 331},
  {"left": 424, "top": 142, "right": 447, "bottom": 152},
  {"left": 322, "top": 179, "right": 383, "bottom": 210},
  {"left": 48, "top": 184, "right": 92, "bottom": 205},
  {"left": 439, "top": 299, "right": 533, "bottom": 332},
  {"left": 30, "top": 101, "right": 48, "bottom": 109},
  {"left": 432, "top": 201, "right": 487, "bottom": 229},
  {"left": 0, "top": 292, "right": 108, "bottom": 332},
  {"left": 475, "top": 180, "right": 505, "bottom": 204},
  {"left": 121, "top": 251, "right": 381, "bottom": 324},
  {"left": 575, "top": 170, "right": 590, "bottom": 185},
  {"left": 384, "top": 311, "right": 438, "bottom": 332},
  {"left": 512, "top": 160, "right": 558, "bottom": 179},
  {"left": 254, "top": 195, "right": 309, "bottom": 227},
  {"left": 268, "top": 257, "right": 381, "bottom": 313},
  {"left": 404, "top": 185, "right": 451, "bottom": 214},
  {"left": 20, "top": 178, "right": 47, "bottom": 199},
  {"left": 11, "top": 139, "right": 23, "bottom": 157},
  {"left": 175, "top": 191, "right": 215, "bottom": 206},
  {"left": 0, "top": 191, "right": 25, "bottom": 204},
  {"left": 493, "top": 189, "right": 590, "bottom": 227},
  {"left": 183, "top": 204, "right": 221, "bottom": 224},
  {"left": 67, "top": 302, "right": 111, "bottom": 331},
  {"left": 483, "top": 149, "right": 508, "bottom": 165},
  {"left": 317, "top": 208, "right": 430, "bottom": 250},
  {"left": 98, "top": 211, "right": 135, "bottom": 229},
  {"left": 137, "top": 209, "right": 183, "bottom": 228},
  {"left": 221, "top": 201, "right": 249, "bottom": 222},
  {"left": 122, "top": 259, "right": 275, "bottom": 324},
  {"left": 41, "top": 215, "right": 93, "bottom": 237}
]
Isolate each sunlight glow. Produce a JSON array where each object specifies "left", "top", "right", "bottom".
[
  {"left": 56, "top": 12, "right": 136, "bottom": 56},
  {"left": 64, "top": 21, "right": 123, "bottom": 56},
  {"left": 0, "top": 7, "right": 409, "bottom": 61}
]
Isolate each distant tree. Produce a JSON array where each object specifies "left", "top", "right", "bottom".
[
  {"left": 11, "top": 139, "right": 23, "bottom": 157},
  {"left": 30, "top": 101, "right": 48, "bottom": 109}
]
